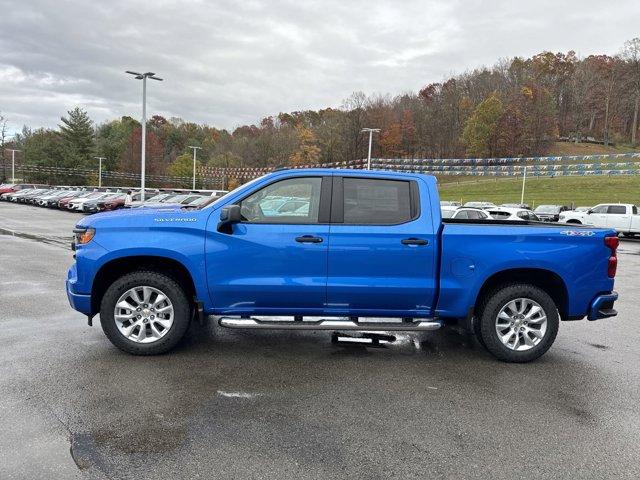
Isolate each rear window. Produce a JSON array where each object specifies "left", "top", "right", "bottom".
[
  {"left": 343, "top": 178, "right": 412, "bottom": 225},
  {"left": 607, "top": 205, "right": 626, "bottom": 214}
]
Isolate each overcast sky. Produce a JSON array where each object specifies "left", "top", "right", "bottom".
[{"left": 1, "top": 0, "right": 639, "bottom": 135}]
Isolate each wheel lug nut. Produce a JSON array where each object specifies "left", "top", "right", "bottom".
[
  {"left": 137, "top": 315, "right": 141, "bottom": 319},
  {"left": 143, "top": 304, "right": 148, "bottom": 308},
  {"left": 136, "top": 307, "right": 141, "bottom": 312}
]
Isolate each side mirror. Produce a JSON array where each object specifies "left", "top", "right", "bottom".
[
  {"left": 586, "top": 209, "right": 593, "bottom": 215},
  {"left": 217, "top": 205, "right": 242, "bottom": 233}
]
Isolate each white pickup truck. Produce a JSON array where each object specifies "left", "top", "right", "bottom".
[{"left": 559, "top": 203, "right": 640, "bottom": 237}]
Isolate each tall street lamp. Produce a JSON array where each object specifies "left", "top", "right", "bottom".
[
  {"left": 5, "top": 149, "right": 20, "bottom": 182},
  {"left": 126, "top": 71, "right": 163, "bottom": 201},
  {"left": 188, "top": 146, "right": 202, "bottom": 190},
  {"left": 520, "top": 165, "right": 527, "bottom": 205},
  {"left": 94, "top": 156, "right": 106, "bottom": 187},
  {"left": 361, "top": 128, "right": 380, "bottom": 170}
]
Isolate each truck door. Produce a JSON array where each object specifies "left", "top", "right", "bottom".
[
  {"left": 605, "top": 205, "right": 630, "bottom": 232},
  {"left": 326, "top": 176, "right": 437, "bottom": 318},
  {"left": 206, "top": 175, "right": 331, "bottom": 313},
  {"left": 585, "top": 205, "right": 608, "bottom": 227}
]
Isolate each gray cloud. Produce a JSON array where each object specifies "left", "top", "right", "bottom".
[{"left": 1, "top": 0, "right": 639, "bottom": 134}]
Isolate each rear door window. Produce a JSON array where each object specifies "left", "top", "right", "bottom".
[
  {"left": 607, "top": 205, "right": 627, "bottom": 214},
  {"left": 340, "top": 178, "right": 414, "bottom": 225}
]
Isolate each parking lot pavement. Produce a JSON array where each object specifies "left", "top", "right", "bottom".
[{"left": 1, "top": 202, "right": 639, "bottom": 480}]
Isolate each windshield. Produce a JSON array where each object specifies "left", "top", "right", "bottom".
[
  {"left": 165, "top": 194, "right": 195, "bottom": 203},
  {"left": 185, "top": 196, "right": 209, "bottom": 206},
  {"left": 534, "top": 205, "right": 559, "bottom": 213},
  {"left": 441, "top": 210, "right": 455, "bottom": 218},
  {"left": 145, "top": 193, "right": 173, "bottom": 202}
]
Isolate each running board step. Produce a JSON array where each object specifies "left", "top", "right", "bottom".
[{"left": 218, "top": 316, "right": 442, "bottom": 331}]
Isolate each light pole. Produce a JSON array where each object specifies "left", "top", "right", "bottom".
[
  {"left": 94, "top": 156, "right": 106, "bottom": 187},
  {"left": 520, "top": 165, "right": 527, "bottom": 205},
  {"left": 361, "top": 128, "right": 380, "bottom": 170},
  {"left": 6, "top": 149, "right": 20, "bottom": 182},
  {"left": 188, "top": 146, "right": 202, "bottom": 190},
  {"left": 126, "top": 71, "right": 163, "bottom": 201}
]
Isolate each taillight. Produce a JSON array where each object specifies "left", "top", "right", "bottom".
[{"left": 605, "top": 235, "right": 619, "bottom": 278}]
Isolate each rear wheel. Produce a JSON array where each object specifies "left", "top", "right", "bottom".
[
  {"left": 566, "top": 219, "right": 582, "bottom": 224},
  {"left": 99, "top": 270, "right": 191, "bottom": 355},
  {"left": 477, "top": 283, "right": 559, "bottom": 362}
]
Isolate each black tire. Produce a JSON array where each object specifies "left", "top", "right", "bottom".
[
  {"left": 100, "top": 270, "right": 191, "bottom": 355},
  {"left": 476, "top": 283, "right": 559, "bottom": 363},
  {"left": 566, "top": 220, "right": 582, "bottom": 224}
]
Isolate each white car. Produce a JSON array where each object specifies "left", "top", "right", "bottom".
[
  {"left": 487, "top": 207, "right": 540, "bottom": 221},
  {"left": 441, "top": 207, "right": 490, "bottom": 220},
  {"left": 67, "top": 192, "right": 110, "bottom": 211},
  {"left": 464, "top": 201, "right": 497, "bottom": 210},
  {"left": 559, "top": 204, "right": 640, "bottom": 237}
]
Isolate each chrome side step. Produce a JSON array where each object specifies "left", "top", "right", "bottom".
[{"left": 218, "top": 316, "right": 442, "bottom": 331}]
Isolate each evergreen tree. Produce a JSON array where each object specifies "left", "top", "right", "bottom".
[{"left": 58, "top": 107, "right": 95, "bottom": 166}]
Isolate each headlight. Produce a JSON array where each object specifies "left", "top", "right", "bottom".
[{"left": 74, "top": 227, "right": 95, "bottom": 245}]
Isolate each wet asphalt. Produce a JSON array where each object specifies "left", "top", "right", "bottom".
[{"left": 0, "top": 201, "right": 639, "bottom": 480}]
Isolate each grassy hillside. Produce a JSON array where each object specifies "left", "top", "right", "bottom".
[
  {"left": 547, "top": 141, "right": 638, "bottom": 156},
  {"left": 438, "top": 175, "right": 640, "bottom": 207}
]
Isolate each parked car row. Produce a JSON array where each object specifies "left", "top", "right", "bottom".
[
  {"left": 441, "top": 200, "right": 640, "bottom": 235},
  {"left": 443, "top": 202, "right": 566, "bottom": 222},
  {"left": 442, "top": 205, "right": 541, "bottom": 221},
  {"left": 0, "top": 183, "right": 228, "bottom": 214}
]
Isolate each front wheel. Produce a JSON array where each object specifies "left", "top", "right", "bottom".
[
  {"left": 477, "top": 284, "right": 559, "bottom": 362},
  {"left": 99, "top": 270, "right": 191, "bottom": 355}
]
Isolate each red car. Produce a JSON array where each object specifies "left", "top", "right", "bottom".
[{"left": 0, "top": 183, "right": 41, "bottom": 196}]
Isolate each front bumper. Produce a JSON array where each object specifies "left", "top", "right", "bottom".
[
  {"left": 587, "top": 291, "right": 618, "bottom": 321},
  {"left": 66, "top": 264, "right": 92, "bottom": 315}
]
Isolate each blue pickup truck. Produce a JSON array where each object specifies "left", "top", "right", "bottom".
[{"left": 67, "top": 169, "right": 619, "bottom": 362}]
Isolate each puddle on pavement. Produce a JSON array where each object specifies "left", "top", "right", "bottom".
[{"left": 0, "top": 227, "right": 72, "bottom": 249}]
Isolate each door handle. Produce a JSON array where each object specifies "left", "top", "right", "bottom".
[
  {"left": 401, "top": 238, "right": 428, "bottom": 246},
  {"left": 296, "top": 235, "right": 323, "bottom": 243}
]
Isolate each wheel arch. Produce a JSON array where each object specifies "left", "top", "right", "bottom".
[
  {"left": 474, "top": 268, "right": 568, "bottom": 319},
  {"left": 91, "top": 255, "right": 197, "bottom": 315}
]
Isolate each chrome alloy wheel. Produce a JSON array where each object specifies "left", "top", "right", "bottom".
[
  {"left": 113, "top": 286, "right": 174, "bottom": 343},
  {"left": 495, "top": 298, "right": 548, "bottom": 351}
]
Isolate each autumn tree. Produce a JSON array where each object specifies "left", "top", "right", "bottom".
[
  {"left": 168, "top": 152, "right": 201, "bottom": 187},
  {"left": 289, "top": 124, "right": 320, "bottom": 165},
  {"left": 379, "top": 122, "right": 403, "bottom": 157},
  {"left": 462, "top": 94, "right": 504, "bottom": 157}
]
